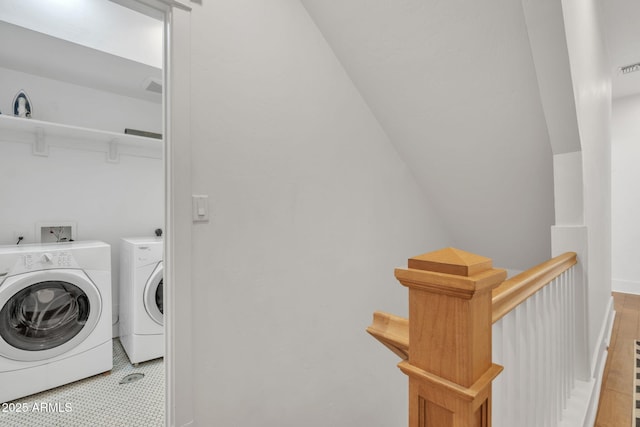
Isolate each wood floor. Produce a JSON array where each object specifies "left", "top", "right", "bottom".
[{"left": 594, "top": 292, "right": 640, "bottom": 427}]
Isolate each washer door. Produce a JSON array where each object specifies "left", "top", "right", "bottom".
[
  {"left": 0, "top": 270, "right": 102, "bottom": 362},
  {"left": 144, "top": 262, "right": 163, "bottom": 326}
]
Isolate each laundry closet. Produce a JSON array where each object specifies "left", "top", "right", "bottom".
[{"left": 0, "top": 1, "right": 165, "bottom": 425}]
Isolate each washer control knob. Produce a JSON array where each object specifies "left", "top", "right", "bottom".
[{"left": 42, "top": 253, "right": 53, "bottom": 263}]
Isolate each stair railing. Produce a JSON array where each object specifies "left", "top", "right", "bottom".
[{"left": 367, "top": 247, "right": 578, "bottom": 427}]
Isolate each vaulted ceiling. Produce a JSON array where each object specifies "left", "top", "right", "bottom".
[{"left": 300, "top": 0, "right": 557, "bottom": 269}]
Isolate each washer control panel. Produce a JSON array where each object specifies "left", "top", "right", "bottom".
[{"left": 16, "top": 251, "right": 77, "bottom": 273}]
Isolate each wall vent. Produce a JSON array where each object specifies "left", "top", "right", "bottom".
[
  {"left": 144, "top": 78, "right": 163, "bottom": 94},
  {"left": 620, "top": 62, "right": 640, "bottom": 75}
]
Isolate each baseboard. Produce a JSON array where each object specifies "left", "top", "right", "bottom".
[
  {"left": 612, "top": 278, "right": 640, "bottom": 295},
  {"left": 591, "top": 296, "right": 615, "bottom": 377},
  {"left": 585, "top": 296, "right": 615, "bottom": 426},
  {"left": 603, "top": 298, "right": 615, "bottom": 347},
  {"left": 558, "top": 378, "right": 596, "bottom": 427},
  {"left": 559, "top": 296, "right": 614, "bottom": 427},
  {"left": 584, "top": 345, "right": 609, "bottom": 427}
]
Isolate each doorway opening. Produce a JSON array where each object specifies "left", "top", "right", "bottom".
[{"left": 0, "top": 0, "right": 190, "bottom": 425}]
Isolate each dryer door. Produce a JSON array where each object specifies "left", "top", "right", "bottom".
[
  {"left": 0, "top": 270, "right": 101, "bottom": 362},
  {"left": 144, "top": 262, "right": 163, "bottom": 326}
]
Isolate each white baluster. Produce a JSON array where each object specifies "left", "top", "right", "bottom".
[
  {"left": 569, "top": 268, "right": 576, "bottom": 389},
  {"left": 558, "top": 276, "right": 564, "bottom": 415},
  {"left": 557, "top": 276, "right": 565, "bottom": 415},
  {"left": 532, "top": 293, "right": 541, "bottom": 427},
  {"left": 505, "top": 309, "right": 518, "bottom": 427},
  {"left": 542, "top": 283, "right": 552, "bottom": 427},
  {"left": 492, "top": 319, "right": 504, "bottom": 427},
  {"left": 520, "top": 301, "right": 531, "bottom": 427},
  {"left": 521, "top": 298, "right": 536, "bottom": 427},
  {"left": 552, "top": 277, "right": 561, "bottom": 425},
  {"left": 563, "top": 273, "right": 570, "bottom": 408},
  {"left": 491, "top": 264, "right": 577, "bottom": 427},
  {"left": 561, "top": 276, "right": 566, "bottom": 413}
]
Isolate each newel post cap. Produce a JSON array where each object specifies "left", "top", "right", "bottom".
[{"left": 395, "top": 247, "right": 506, "bottom": 298}]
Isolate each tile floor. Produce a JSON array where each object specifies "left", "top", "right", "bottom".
[{"left": 0, "top": 339, "right": 164, "bottom": 427}]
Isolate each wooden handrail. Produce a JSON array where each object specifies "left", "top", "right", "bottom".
[
  {"left": 366, "top": 312, "right": 409, "bottom": 360},
  {"left": 367, "top": 253, "right": 578, "bottom": 352},
  {"left": 368, "top": 248, "right": 579, "bottom": 427},
  {"left": 367, "top": 253, "right": 578, "bottom": 356},
  {"left": 491, "top": 252, "right": 577, "bottom": 324}
]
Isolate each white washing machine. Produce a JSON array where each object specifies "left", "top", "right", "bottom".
[
  {"left": 0, "top": 241, "right": 112, "bottom": 403},
  {"left": 119, "top": 237, "right": 163, "bottom": 364}
]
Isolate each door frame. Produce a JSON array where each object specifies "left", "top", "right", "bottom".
[
  {"left": 109, "top": 1, "right": 193, "bottom": 425},
  {"left": 163, "top": 4, "right": 194, "bottom": 426}
]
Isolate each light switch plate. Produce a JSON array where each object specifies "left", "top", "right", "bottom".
[{"left": 192, "top": 195, "right": 209, "bottom": 222}]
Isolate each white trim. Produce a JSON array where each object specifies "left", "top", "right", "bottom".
[
  {"left": 155, "top": 0, "right": 191, "bottom": 11},
  {"left": 111, "top": 1, "right": 193, "bottom": 425},
  {"left": 110, "top": 0, "right": 191, "bottom": 19},
  {"left": 557, "top": 378, "right": 595, "bottom": 427},
  {"left": 558, "top": 295, "right": 614, "bottom": 427},
  {"left": 612, "top": 278, "right": 640, "bottom": 295},
  {"left": 603, "top": 298, "right": 615, "bottom": 349},
  {"left": 590, "top": 296, "right": 614, "bottom": 378},
  {"left": 586, "top": 297, "right": 615, "bottom": 426},
  {"left": 164, "top": 5, "right": 194, "bottom": 427},
  {"left": 584, "top": 346, "right": 608, "bottom": 427}
]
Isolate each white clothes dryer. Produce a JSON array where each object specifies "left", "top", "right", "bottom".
[
  {"left": 0, "top": 241, "right": 112, "bottom": 403},
  {"left": 119, "top": 237, "right": 163, "bottom": 364}
]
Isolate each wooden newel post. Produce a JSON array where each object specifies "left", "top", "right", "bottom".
[{"left": 394, "top": 248, "right": 506, "bottom": 427}]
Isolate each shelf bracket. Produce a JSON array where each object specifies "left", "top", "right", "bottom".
[
  {"left": 32, "top": 127, "right": 49, "bottom": 157},
  {"left": 107, "top": 139, "right": 120, "bottom": 163}
]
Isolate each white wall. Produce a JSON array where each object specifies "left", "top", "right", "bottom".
[
  {"left": 0, "top": 66, "right": 163, "bottom": 336},
  {"left": 612, "top": 94, "right": 640, "bottom": 294},
  {"left": 183, "top": 0, "right": 451, "bottom": 425},
  {"left": 561, "top": 0, "right": 613, "bottom": 389}
]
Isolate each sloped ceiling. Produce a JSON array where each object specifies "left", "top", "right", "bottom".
[
  {"left": 0, "top": 0, "right": 162, "bottom": 103},
  {"left": 300, "top": 0, "right": 556, "bottom": 270},
  {"left": 0, "top": 21, "right": 161, "bottom": 103}
]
